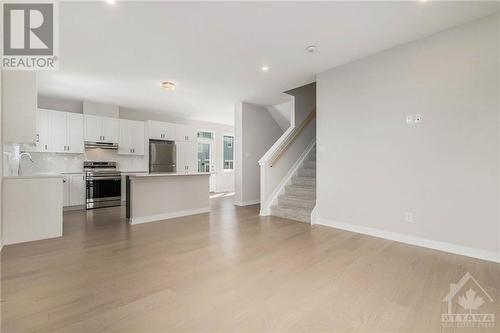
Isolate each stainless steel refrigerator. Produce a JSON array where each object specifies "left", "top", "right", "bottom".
[{"left": 149, "top": 140, "right": 176, "bottom": 173}]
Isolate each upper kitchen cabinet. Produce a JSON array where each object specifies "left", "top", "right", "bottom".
[
  {"left": 2, "top": 71, "right": 37, "bottom": 144},
  {"left": 118, "top": 119, "right": 145, "bottom": 155},
  {"left": 176, "top": 125, "right": 197, "bottom": 142},
  {"left": 48, "top": 110, "right": 85, "bottom": 154},
  {"left": 27, "top": 109, "right": 84, "bottom": 154},
  {"left": 66, "top": 113, "right": 85, "bottom": 153},
  {"left": 147, "top": 120, "right": 176, "bottom": 140},
  {"left": 25, "top": 109, "right": 50, "bottom": 152},
  {"left": 84, "top": 115, "right": 119, "bottom": 143},
  {"left": 176, "top": 141, "right": 198, "bottom": 173}
]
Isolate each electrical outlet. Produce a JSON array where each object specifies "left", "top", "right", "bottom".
[
  {"left": 414, "top": 114, "right": 423, "bottom": 123},
  {"left": 404, "top": 212, "right": 413, "bottom": 223}
]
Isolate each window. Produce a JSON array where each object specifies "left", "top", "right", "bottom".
[
  {"left": 197, "top": 143, "right": 211, "bottom": 173},
  {"left": 197, "top": 131, "right": 213, "bottom": 140},
  {"left": 223, "top": 135, "right": 234, "bottom": 170}
]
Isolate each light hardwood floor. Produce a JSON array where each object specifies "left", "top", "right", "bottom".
[{"left": 1, "top": 194, "right": 499, "bottom": 333}]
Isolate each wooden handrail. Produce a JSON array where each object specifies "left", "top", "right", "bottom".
[{"left": 269, "top": 110, "right": 316, "bottom": 167}]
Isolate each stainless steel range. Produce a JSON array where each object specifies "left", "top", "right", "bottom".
[{"left": 84, "top": 161, "right": 121, "bottom": 209}]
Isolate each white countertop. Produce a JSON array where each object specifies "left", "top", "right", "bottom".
[
  {"left": 4, "top": 173, "right": 64, "bottom": 180},
  {"left": 128, "top": 172, "right": 212, "bottom": 178},
  {"left": 120, "top": 171, "right": 148, "bottom": 174}
]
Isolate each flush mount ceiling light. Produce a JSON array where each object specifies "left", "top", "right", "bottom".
[
  {"left": 160, "top": 81, "right": 176, "bottom": 90},
  {"left": 105, "top": 0, "right": 116, "bottom": 4},
  {"left": 306, "top": 45, "right": 317, "bottom": 53},
  {"left": 261, "top": 65, "right": 270, "bottom": 72}
]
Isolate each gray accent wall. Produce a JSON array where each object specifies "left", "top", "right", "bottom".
[
  {"left": 316, "top": 14, "right": 500, "bottom": 256},
  {"left": 234, "top": 102, "right": 284, "bottom": 205}
]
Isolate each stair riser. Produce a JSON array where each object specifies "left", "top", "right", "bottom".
[
  {"left": 292, "top": 178, "right": 316, "bottom": 187},
  {"left": 285, "top": 187, "right": 316, "bottom": 198},
  {"left": 303, "top": 160, "right": 316, "bottom": 169},
  {"left": 298, "top": 169, "right": 316, "bottom": 177},
  {"left": 278, "top": 197, "right": 315, "bottom": 209},
  {"left": 271, "top": 208, "right": 311, "bottom": 223}
]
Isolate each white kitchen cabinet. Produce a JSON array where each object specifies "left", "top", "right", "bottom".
[
  {"left": 48, "top": 110, "right": 84, "bottom": 154},
  {"left": 26, "top": 109, "right": 50, "bottom": 152},
  {"left": 176, "top": 125, "right": 197, "bottom": 142},
  {"left": 84, "top": 115, "right": 119, "bottom": 143},
  {"left": 67, "top": 113, "right": 84, "bottom": 153},
  {"left": 84, "top": 115, "right": 102, "bottom": 142},
  {"left": 102, "top": 117, "right": 120, "bottom": 143},
  {"left": 176, "top": 141, "right": 198, "bottom": 173},
  {"left": 50, "top": 111, "right": 68, "bottom": 153},
  {"left": 69, "top": 174, "right": 86, "bottom": 206},
  {"left": 63, "top": 174, "right": 86, "bottom": 207},
  {"left": 2, "top": 71, "right": 37, "bottom": 144},
  {"left": 147, "top": 121, "right": 176, "bottom": 140},
  {"left": 62, "top": 176, "right": 70, "bottom": 207},
  {"left": 118, "top": 119, "right": 145, "bottom": 155}
]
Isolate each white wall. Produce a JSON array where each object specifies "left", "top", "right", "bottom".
[
  {"left": 0, "top": 70, "right": 3, "bottom": 251},
  {"left": 266, "top": 101, "right": 292, "bottom": 131},
  {"left": 234, "top": 102, "right": 283, "bottom": 205},
  {"left": 316, "top": 14, "right": 500, "bottom": 261}
]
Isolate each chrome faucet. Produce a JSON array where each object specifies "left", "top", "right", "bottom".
[{"left": 18, "top": 152, "right": 34, "bottom": 176}]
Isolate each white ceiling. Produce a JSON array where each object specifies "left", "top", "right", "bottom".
[{"left": 38, "top": 1, "right": 500, "bottom": 125}]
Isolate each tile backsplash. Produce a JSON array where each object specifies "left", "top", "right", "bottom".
[{"left": 4, "top": 143, "right": 148, "bottom": 176}]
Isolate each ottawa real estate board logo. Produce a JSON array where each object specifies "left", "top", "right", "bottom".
[
  {"left": 442, "top": 272, "right": 495, "bottom": 329},
  {"left": 2, "top": 1, "right": 59, "bottom": 70}
]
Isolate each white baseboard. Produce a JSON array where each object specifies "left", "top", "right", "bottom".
[
  {"left": 130, "top": 207, "right": 210, "bottom": 225},
  {"left": 310, "top": 206, "right": 318, "bottom": 225},
  {"left": 315, "top": 217, "right": 500, "bottom": 263},
  {"left": 234, "top": 199, "right": 260, "bottom": 207},
  {"left": 63, "top": 205, "right": 86, "bottom": 212}
]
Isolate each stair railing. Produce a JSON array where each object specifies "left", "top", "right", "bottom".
[{"left": 269, "top": 109, "right": 316, "bottom": 167}]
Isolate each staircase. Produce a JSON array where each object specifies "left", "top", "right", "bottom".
[{"left": 270, "top": 147, "right": 316, "bottom": 223}]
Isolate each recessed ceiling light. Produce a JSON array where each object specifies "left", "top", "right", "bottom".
[
  {"left": 306, "top": 45, "right": 317, "bottom": 53},
  {"left": 160, "top": 81, "right": 176, "bottom": 90},
  {"left": 105, "top": 0, "right": 116, "bottom": 4},
  {"left": 261, "top": 65, "right": 270, "bottom": 72}
]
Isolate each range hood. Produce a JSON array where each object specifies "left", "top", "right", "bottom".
[{"left": 84, "top": 141, "right": 119, "bottom": 150}]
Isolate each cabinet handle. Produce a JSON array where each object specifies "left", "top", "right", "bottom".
[
  {"left": 103, "top": 136, "right": 105, "bottom": 141},
  {"left": 44, "top": 144, "right": 47, "bottom": 150}
]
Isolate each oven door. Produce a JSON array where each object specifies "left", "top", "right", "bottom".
[{"left": 86, "top": 176, "right": 121, "bottom": 208}]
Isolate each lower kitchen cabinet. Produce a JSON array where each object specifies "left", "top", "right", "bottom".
[{"left": 63, "top": 174, "right": 86, "bottom": 208}]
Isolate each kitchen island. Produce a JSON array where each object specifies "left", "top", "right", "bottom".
[
  {"left": 3, "top": 175, "right": 64, "bottom": 245},
  {"left": 126, "top": 173, "right": 211, "bottom": 225}
]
